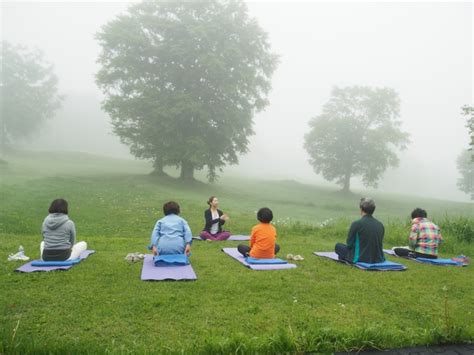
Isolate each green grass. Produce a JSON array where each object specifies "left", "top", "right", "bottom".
[{"left": 1, "top": 150, "right": 473, "bottom": 354}]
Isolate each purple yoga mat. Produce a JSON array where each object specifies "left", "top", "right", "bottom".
[
  {"left": 15, "top": 250, "right": 95, "bottom": 273},
  {"left": 193, "top": 235, "right": 250, "bottom": 241},
  {"left": 222, "top": 248, "right": 297, "bottom": 270},
  {"left": 140, "top": 255, "right": 197, "bottom": 281}
]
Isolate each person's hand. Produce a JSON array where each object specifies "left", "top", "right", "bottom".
[
  {"left": 220, "top": 214, "right": 229, "bottom": 221},
  {"left": 152, "top": 245, "right": 158, "bottom": 256},
  {"left": 185, "top": 244, "right": 191, "bottom": 256}
]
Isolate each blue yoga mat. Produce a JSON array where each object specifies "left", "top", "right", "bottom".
[
  {"left": 383, "top": 249, "right": 466, "bottom": 266},
  {"left": 31, "top": 258, "right": 81, "bottom": 266},
  {"left": 416, "top": 257, "right": 462, "bottom": 266},
  {"left": 246, "top": 257, "right": 287, "bottom": 265},
  {"left": 153, "top": 254, "right": 189, "bottom": 267}
]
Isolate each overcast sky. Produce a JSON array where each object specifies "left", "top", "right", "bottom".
[{"left": 2, "top": 1, "right": 473, "bottom": 201}]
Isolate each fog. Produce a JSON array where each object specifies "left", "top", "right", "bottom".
[{"left": 2, "top": 1, "right": 472, "bottom": 201}]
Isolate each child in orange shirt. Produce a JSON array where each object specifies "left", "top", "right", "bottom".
[{"left": 238, "top": 207, "right": 280, "bottom": 258}]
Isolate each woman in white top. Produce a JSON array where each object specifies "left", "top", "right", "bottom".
[{"left": 199, "top": 196, "right": 231, "bottom": 240}]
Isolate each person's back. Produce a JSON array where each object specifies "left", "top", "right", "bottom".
[
  {"left": 42, "top": 213, "right": 75, "bottom": 250},
  {"left": 238, "top": 207, "right": 280, "bottom": 258},
  {"left": 150, "top": 201, "right": 192, "bottom": 256},
  {"left": 335, "top": 198, "right": 385, "bottom": 264},
  {"left": 346, "top": 215, "right": 385, "bottom": 263},
  {"left": 410, "top": 217, "right": 443, "bottom": 257},
  {"left": 40, "top": 199, "right": 87, "bottom": 261},
  {"left": 250, "top": 222, "right": 277, "bottom": 259}
]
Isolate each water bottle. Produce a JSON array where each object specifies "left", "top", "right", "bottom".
[{"left": 18, "top": 245, "right": 24, "bottom": 257}]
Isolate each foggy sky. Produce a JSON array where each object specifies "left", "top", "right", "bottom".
[{"left": 2, "top": 1, "right": 473, "bottom": 202}]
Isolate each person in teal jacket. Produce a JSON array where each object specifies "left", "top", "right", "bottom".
[
  {"left": 149, "top": 201, "right": 192, "bottom": 256},
  {"left": 335, "top": 198, "right": 385, "bottom": 264}
]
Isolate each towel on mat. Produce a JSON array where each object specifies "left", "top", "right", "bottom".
[
  {"left": 313, "top": 252, "right": 407, "bottom": 271},
  {"left": 154, "top": 254, "right": 189, "bottom": 266},
  {"left": 246, "top": 257, "right": 287, "bottom": 265},
  {"left": 383, "top": 249, "right": 467, "bottom": 266}
]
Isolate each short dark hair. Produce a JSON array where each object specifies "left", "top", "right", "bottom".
[
  {"left": 411, "top": 208, "right": 427, "bottom": 219},
  {"left": 48, "top": 199, "right": 68, "bottom": 214},
  {"left": 163, "top": 201, "right": 180, "bottom": 215},
  {"left": 257, "top": 207, "right": 273, "bottom": 223},
  {"left": 359, "top": 198, "right": 376, "bottom": 215}
]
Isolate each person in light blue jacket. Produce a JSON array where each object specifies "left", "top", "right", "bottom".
[{"left": 149, "top": 201, "right": 192, "bottom": 256}]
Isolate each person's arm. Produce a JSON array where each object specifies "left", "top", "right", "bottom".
[
  {"left": 149, "top": 221, "right": 161, "bottom": 253},
  {"left": 183, "top": 220, "right": 192, "bottom": 245},
  {"left": 218, "top": 210, "right": 229, "bottom": 226},
  {"left": 250, "top": 227, "right": 256, "bottom": 248},
  {"left": 409, "top": 223, "right": 419, "bottom": 249},
  {"left": 346, "top": 221, "right": 358, "bottom": 249},
  {"left": 69, "top": 221, "right": 76, "bottom": 246}
]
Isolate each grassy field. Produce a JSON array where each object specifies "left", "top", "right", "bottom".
[{"left": 1, "top": 150, "right": 473, "bottom": 354}]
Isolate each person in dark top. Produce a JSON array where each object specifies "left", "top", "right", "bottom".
[
  {"left": 199, "top": 196, "right": 231, "bottom": 240},
  {"left": 335, "top": 198, "right": 385, "bottom": 264}
]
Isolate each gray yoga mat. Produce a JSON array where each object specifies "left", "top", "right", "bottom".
[
  {"left": 15, "top": 250, "right": 95, "bottom": 273},
  {"left": 222, "top": 248, "right": 297, "bottom": 270},
  {"left": 193, "top": 235, "right": 250, "bottom": 241},
  {"left": 383, "top": 249, "right": 465, "bottom": 266},
  {"left": 140, "top": 254, "right": 197, "bottom": 281},
  {"left": 313, "top": 251, "right": 407, "bottom": 271}
]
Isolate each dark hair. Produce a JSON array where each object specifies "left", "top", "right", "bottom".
[
  {"left": 207, "top": 196, "right": 217, "bottom": 207},
  {"left": 411, "top": 208, "right": 427, "bottom": 219},
  {"left": 163, "top": 201, "right": 180, "bottom": 215},
  {"left": 48, "top": 199, "right": 68, "bottom": 214},
  {"left": 359, "top": 198, "right": 376, "bottom": 215},
  {"left": 257, "top": 207, "right": 273, "bottom": 223}
]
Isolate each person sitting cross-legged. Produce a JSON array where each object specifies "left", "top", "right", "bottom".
[
  {"left": 335, "top": 198, "right": 385, "bottom": 264},
  {"left": 393, "top": 208, "right": 443, "bottom": 259},
  {"left": 238, "top": 207, "right": 280, "bottom": 258}
]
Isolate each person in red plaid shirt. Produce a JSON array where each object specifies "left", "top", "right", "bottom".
[{"left": 394, "top": 208, "right": 443, "bottom": 259}]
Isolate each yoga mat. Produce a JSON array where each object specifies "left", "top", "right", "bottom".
[
  {"left": 383, "top": 249, "right": 466, "bottom": 266},
  {"left": 222, "top": 248, "right": 297, "bottom": 270},
  {"left": 193, "top": 235, "right": 250, "bottom": 241},
  {"left": 15, "top": 250, "right": 95, "bottom": 273},
  {"left": 141, "top": 255, "right": 197, "bottom": 281},
  {"left": 313, "top": 252, "right": 407, "bottom": 271}
]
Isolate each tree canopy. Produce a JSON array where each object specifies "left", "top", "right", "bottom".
[
  {"left": 95, "top": 0, "right": 278, "bottom": 181},
  {"left": 304, "top": 86, "right": 410, "bottom": 192},
  {"left": 0, "top": 41, "right": 62, "bottom": 151}
]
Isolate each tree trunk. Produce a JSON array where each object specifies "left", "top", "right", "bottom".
[
  {"left": 150, "top": 159, "right": 166, "bottom": 176},
  {"left": 341, "top": 173, "right": 351, "bottom": 193},
  {"left": 180, "top": 160, "right": 195, "bottom": 180}
]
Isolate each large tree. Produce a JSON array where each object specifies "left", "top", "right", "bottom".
[
  {"left": 0, "top": 41, "right": 62, "bottom": 152},
  {"left": 304, "top": 86, "right": 410, "bottom": 193},
  {"left": 461, "top": 105, "right": 473, "bottom": 154},
  {"left": 457, "top": 105, "right": 474, "bottom": 199},
  {"left": 96, "top": 0, "right": 278, "bottom": 181},
  {"left": 457, "top": 150, "right": 474, "bottom": 200}
]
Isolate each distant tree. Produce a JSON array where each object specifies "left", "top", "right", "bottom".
[
  {"left": 0, "top": 41, "right": 62, "bottom": 152},
  {"left": 457, "top": 150, "right": 474, "bottom": 200},
  {"left": 95, "top": 0, "right": 278, "bottom": 181},
  {"left": 304, "top": 86, "right": 410, "bottom": 193},
  {"left": 461, "top": 105, "right": 473, "bottom": 155}
]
